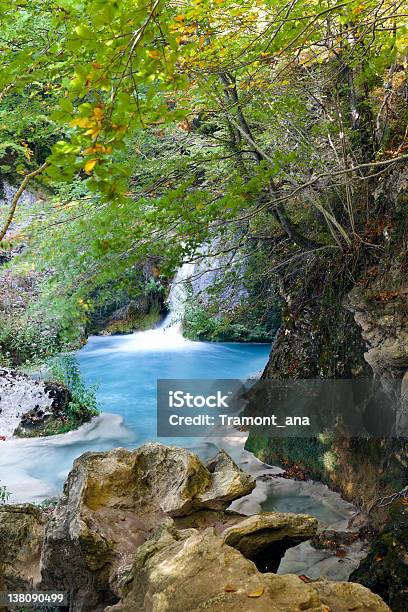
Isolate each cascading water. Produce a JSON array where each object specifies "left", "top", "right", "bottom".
[
  {"left": 115, "top": 262, "right": 196, "bottom": 351},
  {"left": 0, "top": 265, "right": 366, "bottom": 580},
  {"left": 162, "top": 262, "right": 195, "bottom": 330},
  {"left": 0, "top": 264, "right": 270, "bottom": 501}
]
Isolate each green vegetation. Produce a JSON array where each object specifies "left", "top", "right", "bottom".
[
  {"left": 0, "top": 316, "right": 62, "bottom": 368},
  {"left": 184, "top": 304, "right": 277, "bottom": 342},
  {"left": 183, "top": 247, "right": 282, "bottom": 341},
  {"left": 351, "top": 505, "right": 408, "bottom": 612},
  {"left": 88, "top": 272, "right": 166, "bottom": 335},
  {"left": 13, "top": 355, "right": 99, "bottom": 437},
  {"left": 46, "top": 355, "right": 99, "bottom": 427},
  {"left": 0, "top": 0, "right": 405, "bottom": 353},
  {"left": 245, "top": 435, "right": 336, "bottom": 479},
  {"left": 0, "top": 2, "right": 406, "bottom": 605}
]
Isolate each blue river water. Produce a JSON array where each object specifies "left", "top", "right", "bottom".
[
  {"left": 1, "top": 326, "right": 364, "bottom": 578},
  {"left": 78, "top": 329, "right": 271, "bottom": 449},
  {"left": 0, "top": 328, "right": 271, "bottom": 502}
]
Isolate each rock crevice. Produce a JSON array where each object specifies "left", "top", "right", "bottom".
[{"left": 0, "top": 444, "right": 390, "bottom": 611}]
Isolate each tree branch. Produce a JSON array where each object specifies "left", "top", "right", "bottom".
[
  {"left": 273, "top": 202, "right": 321, "bottom": 249},
  {"left": 0, "top": 162, "right": 48, "bottom": 242}
]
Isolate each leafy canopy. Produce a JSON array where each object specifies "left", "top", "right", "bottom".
[{"left": 1, "top": 0, "right": 406, "bottom": 334}]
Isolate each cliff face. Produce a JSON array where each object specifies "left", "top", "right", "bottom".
[
  {"left": 247, "top": 163, "right": 408, "bottom": 498},
  {"left": 87, "top": 260, "right": 166, "bottom": 336},
  {"left": 347, "top": 167, "right": 408, "bottom": 380},
  {"left": 247, "top": 245, "right": 408, "bottom": 510},
  {"left": 245, "top": 166, "right": 408, "bottom": 610}
]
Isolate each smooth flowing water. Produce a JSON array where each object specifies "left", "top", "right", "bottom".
[
  {"left": 0, "top": 270, "right": 366, "bottom": 578},
  {"left": 0, "top": 327, "right": 270, "bottom": 502},
  {"left": 78, "top": 331, "right": 270, "bottom": 447}
]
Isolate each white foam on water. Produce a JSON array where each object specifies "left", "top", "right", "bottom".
[
  {"left": 0, "top": 370, "right": 56, "bottom": 438},
  {"left": 83, "top": 262, "right": 199, "bottom": 354},
  {"left": 0, "top": 413, "right": 133, "bottom": 503},
  {"left": 117, "top": 325, "right": 200, "bottom": 352}
]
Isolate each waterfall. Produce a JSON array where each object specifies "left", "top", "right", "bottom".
[
  {"left": 161, "top": 262, "right": 195, "bottom": 330},
  {"left": 106, "top": 262, "right": 197, "bottom": 351}
]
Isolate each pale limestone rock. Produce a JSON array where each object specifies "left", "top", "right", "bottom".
[
  {"left": 40, "top": 444, "right": 255, "bottom": 610},
  {"left": 222, "top": 511, "right": 317, "bottom": 559},
  {"left": 107, "top": 524, "right": 390, "bottom": 612},
  {"left": 0, "top": 504, "right": 45, "bottom": 589}
]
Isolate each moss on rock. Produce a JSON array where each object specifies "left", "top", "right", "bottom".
[{"left": 350, "top": 505, "right": 408, "bottom": 612}]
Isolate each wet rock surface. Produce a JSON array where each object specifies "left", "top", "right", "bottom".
[{"left": 0, "top": 369, "right": 72, "bottom": 438}]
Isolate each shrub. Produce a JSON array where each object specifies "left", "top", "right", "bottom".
[
  {"left": 0, "top": 315, "right": 61, "bottom": 367},
  {"left": 183, "top": 304, "right": 277, "bottom": 342},
  {"left": 45, "top": 355, "right": 99, "bottom": 424}
]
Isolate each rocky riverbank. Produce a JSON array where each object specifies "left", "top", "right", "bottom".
[
  {"left": 0, "top": 368, "right": 95, "bottom": 438},
  {"left": 0, "top": 443, "right": 389, "bottom": 612}
]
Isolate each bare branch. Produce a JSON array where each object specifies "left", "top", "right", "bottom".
[{"left": 0, "top": 162, "right": 48, "bottom": 242}]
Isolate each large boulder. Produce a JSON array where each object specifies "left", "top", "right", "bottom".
[
  {"left": 203, "top": 449, "right": 257, "bottom": 510},
  {"left": 0, "top": 443, "right": 390, "bottom": 612},
  {"left": 40, "top": 444, "right": 255, "bottom": 611},
  {"left": 106, "top": 523, "right": 390, "bottom": 612},
  {"left": 222, "top": 512, "right": 318, "bottom": 572},
  {"left": 0, "top": 504, "right": 45, "bottom": 590}
]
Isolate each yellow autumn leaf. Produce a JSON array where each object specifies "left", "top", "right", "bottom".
[
  {"left": 353, "top": 4, "right": 365, "bottom": 15},
  {"left": 247, "top": 587, "right": 264, "bottom": 598},
  {"left": 22, "top": 142, "right": 33, "bottom": 160},
  {"left": 70, "top": 117, "right": 93, "bottom": 128},
  {"left": 148, "top": 50, "right": 161, "bottom": 59},
  {"left": 93, "top": 106, "right": 104, "bottom": 120},
  {"left": 84, "top": 144, "right": 112, "bottom": 154},
  {"left": 84, "top": 126, "right": 101, "bottom": 137},
  {"left": 175, "top": 14, "right": 185, "bottom": 22},
  {"left": 84, "top": 159, "right": 98, "bottom": 174}
]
